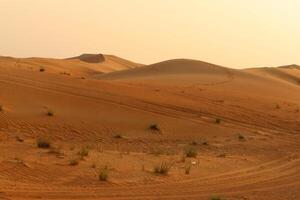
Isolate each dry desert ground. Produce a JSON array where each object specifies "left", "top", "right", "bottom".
[{"left": 0, "top": 54, "right": 299, "bottom": 199}]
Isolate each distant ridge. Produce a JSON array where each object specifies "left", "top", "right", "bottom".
[
  {"left": 278, "top": 64, "right": 300, "bottom": 69},
  {"left": 67, "top": 53, "right": 105, "bottom": 63}
]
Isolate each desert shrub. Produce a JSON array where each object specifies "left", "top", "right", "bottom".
[
  {"left": 149, "top": 124, "right": 160, "bottom": 131},
  {"left": 113, "top": 134, "right": 123, "bottom": 139},
  {"left": 36, "top": 137, "right": 51, "bottom": 148},
  {"left": 99, "top": 166, "right": 109, "bottom": 181},
  {"left": 78, "top": 147, "right": 89, "bottom": 158},
  {"left": 47, "top": 110, "right": 54, "bottom": 116},
  {"left": 185, "top": 162, "right": 191, "bottom": 175},
  {"left": 184, "top": 145, "right": 198, "bottom": 158},
  {"left": 211, "top": 196, "right": 222, "bottom": 200},
  {"left": 69, "top": 158, "right": 79, "bottom": 166},
  {"left": 39, "top": 66, "right": 45, "bottom": 72},
  {"left": 238, "top": 134, "right": 245, "bottom": 141},
  {"left": 215, "top": 118, "right": 221, "bottom": 124},
  {"left": 153, "top": 161, "right": 172, "bottom": 175}
]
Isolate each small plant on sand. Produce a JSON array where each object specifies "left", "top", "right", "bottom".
[
  {"left": 210, "top": 195, "right": 222, "bottom": 200},
  {"left": 39, "top": 66, "right": 45, "bottom": 72},
  {"left": 153, "top": 161, "right": 172, "bottom": 175},
  {"left": 184, "top": 145, "right": 198, "bottom": 158},
  {"left": 98, "top": 166, "right": 109, "bottom": 181},
  {"left": 185, "top": 162, "right": 192, "bottom": 175},
  {"left": 113, "top": 134, "right": 123, "bottom": 139},
  {"left": 36, "top": 137, "right": 51, "bottom": 148},
  {"left": 149, "top": 124, "right": 160, "bottom": 131},
  {"left": 47, "top": 110, "right": 54, "bottom": 116},
  {"left": 69, "top": 158, "right": 79, "bottom": 166},
  {"left": 78, "top": 146, "right": 89, "bottom": 159},
  {"left": 215, "top": 118, "right": 221, "bottom": 124},
  {"left": 238, "top": 134, "right": 245, "bottom": 141}
]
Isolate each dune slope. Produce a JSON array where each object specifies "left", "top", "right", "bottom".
[{"left": 0, "top": 57, "right": 299, "bottom": 200}]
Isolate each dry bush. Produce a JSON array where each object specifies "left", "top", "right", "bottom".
[
  {"left": 98, "top": 166, "right": 109, "bottom": 181},
  {"left": 153, "top": 161, "right": 172, "bottom": 175},
  {"left": 36, "top": 137, "right": 51, "bottom": 148},
  {"left": 184, "top": 145, "right": 198, "bottom": 158}
]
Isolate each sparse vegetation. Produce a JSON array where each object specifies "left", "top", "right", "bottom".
[
  {"left": 149, "top": 124, "right": 160, "bottom": 131},
  {"left": 184, "top": 145, "right": 198, "bottom": 158},
  {"left": 98, "top": 166, "right": 109, "bottom": 181},
  {"left": 69, "top": 158, "right": 79, "bottom": 166},
  {"left": 238, "top": 134, "right": 245, "bottom": 141},
  {"left": 215, "top": 118, "right": 221, "bottom": 124},
  {"left": 113, "top": 134, "right": 123, "bottom": 139},
  {"left": 36, "top": 137, "right": 51, "bottom": 148},
  {"left": 185, "top": 162, "right": 191, "bottom": 175},
  {"left": 78, "top": 147, "right": 89, "bottom": 159},
  {"left": 16, "top": 136, "right": 24, "bottom": 142},
  {"left": 153, "top": 161, "right": 172, "bottom": 175},
  {"left": 47, "top": 110, "right": 54, "bottom": 116},
  {"left": 39, "top": 66, "right": 45, "bottom": 72},
  {"left": 210, "top": 195, "right": 222, "bottom": 200}
]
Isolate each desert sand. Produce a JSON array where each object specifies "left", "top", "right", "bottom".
[{"left": 0, "top": 54, "right": 299, "bottom": 200}]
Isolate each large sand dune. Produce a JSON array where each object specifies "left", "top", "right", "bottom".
[{"left": 0, "top": 55, "right": 299, "bottom": 199}]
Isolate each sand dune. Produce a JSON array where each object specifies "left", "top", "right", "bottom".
[
  {"left": 0, "top": 54, "right": 142, "bottom": 78},
  {"left": 0, "top": 55, "right": 299, "bottom": 199}
]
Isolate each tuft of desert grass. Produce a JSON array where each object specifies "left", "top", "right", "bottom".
[
  {"left": 184, "top": 145, "right": 198, "bottom": 158},
  {"left": 69, "top": 158, "right": 79, "bottom": 166},
  {"left": 149, "top": 124, "right": 160, "bottom": 131},
  {"left": 185, "top": 162, "right": 192, "bottom": 175},
  {"left": 210, "top": 195, "right": 222, "bottom": 200},
  {"left": 36, "top": 137, "right": 51, "bottom": 148},
  {"left": 113, "top": 134, "right": 123, "bottom": 139},
  {"left": 98, "top": 166, "right": 109, "bottom": 181},
  {"left": 153, "top": 161, "right": 172, "bottom": 175},
  {"left": 47, "top": 110, "right": 54, "bottom": 116},
  {"left": 78, "top": 147, "right": 89, "bottom": 159},
  {"left": 215, "top": 118, "right": 221, "bottom": 124}
]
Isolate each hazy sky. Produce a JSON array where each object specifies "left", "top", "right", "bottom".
[{"left": 1, "top": 0, "right": 300, "bottom": 68}]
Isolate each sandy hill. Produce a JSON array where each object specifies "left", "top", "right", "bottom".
[
  {"left": 0, "top": 54, "right": 142, "bottom": 78},
  {"left": 0, "top": 55, "right": 299, "bottom": 200},
  {"left": 245, "top": 64, "right": 300, "bottom": 86},
  {"left": 95, "top": 59, "right": 244, "bottom": 85}
]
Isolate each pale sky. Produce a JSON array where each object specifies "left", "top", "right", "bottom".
[{"left": 1, "top": 0, "right": 300, "bottom": 68}]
